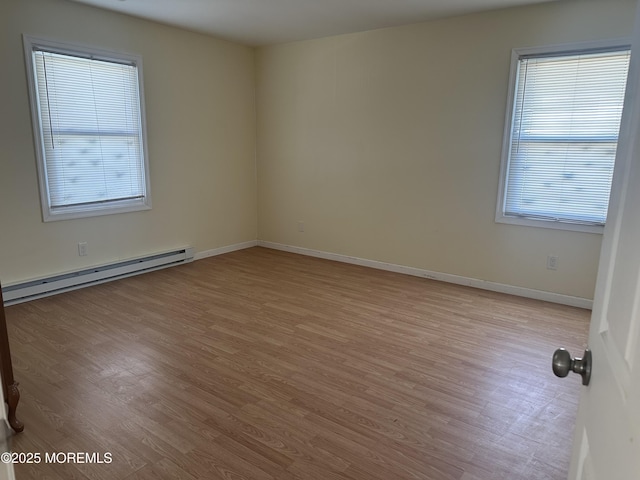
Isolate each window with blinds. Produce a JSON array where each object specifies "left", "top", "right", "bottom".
[
  {"left": 23, "top": 36, "right": 151, "bottom": 221},
  {"left": 496, "top": 44, "right": 630, "bottom": 232}
]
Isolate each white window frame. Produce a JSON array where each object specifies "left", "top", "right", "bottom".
[
  {"left": 22, "top": 35, "right": 152, "bottom": 222},
  {"left": 495, "top": 39, "right": 631, "bottom": 234}
]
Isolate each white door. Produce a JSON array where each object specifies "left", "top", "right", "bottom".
[{"left": 567, "top": 1, "right": 640, "bottom": 479}]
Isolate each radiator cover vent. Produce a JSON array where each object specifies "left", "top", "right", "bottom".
[{"left": 2, "top": 247, "right": 195, "bottom": 306}]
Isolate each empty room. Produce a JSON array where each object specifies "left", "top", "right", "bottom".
[{"left": 1, "top": 0, "right": 640, "bottom": 478}]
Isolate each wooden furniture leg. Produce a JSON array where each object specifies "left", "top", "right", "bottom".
[{"left": 0, "top": 284, "right": 23, "bottom": 433}]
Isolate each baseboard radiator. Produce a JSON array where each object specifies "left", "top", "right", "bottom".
[{"left": 2, "top": 247, "right": 195, "bottom": 306}]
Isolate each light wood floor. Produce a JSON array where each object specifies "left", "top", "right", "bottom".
[{"left": 5, "top": 247, "right": 589, "bottom": 480}]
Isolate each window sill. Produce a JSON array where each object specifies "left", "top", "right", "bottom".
[{"left": 43, "top": 198, "right": 151, "bottom": 222}]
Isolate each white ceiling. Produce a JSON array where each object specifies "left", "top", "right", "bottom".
[{"left": 69, "top": 0, "right": 557, "bottom": 46}]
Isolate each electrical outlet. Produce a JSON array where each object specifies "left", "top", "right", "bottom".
[
  {"left": 547, "top": 255, "right": 558, "bottom": 270},
  {"left": 78, "top": 242, "right": 88, "bottom": 257},
  {"left": 297, "top": 221, "right": 305, "bottom": 232}
]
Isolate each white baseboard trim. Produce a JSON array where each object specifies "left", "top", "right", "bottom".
[
  {"left": 194, "top": 240, "right": 258, "bottom": 261},
  {"left": 257, "top": 241, "right": 593, "bottom": 310}
]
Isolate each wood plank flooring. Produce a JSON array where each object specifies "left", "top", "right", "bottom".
[{"left": 4, "top": 247, "right": 590, "bottom": 479}]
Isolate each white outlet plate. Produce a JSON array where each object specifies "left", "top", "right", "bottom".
[
  {"left": 78, "top": 242, "right": 88, "bottom": 256},
  {"left": 297, "top": 221, "right": 305, "bottom": 232},
  {"left": 547, "top": 255, "right": 558, "bottom": 270}
]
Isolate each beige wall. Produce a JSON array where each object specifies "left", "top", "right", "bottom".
[
  {"left": 0, "top": 0, "right": 257, "bottom": 285},
  {"left": 1, "top": 0, "right": 635, "bottom": 301},
  {"left": 256, "top": 0, "right": 637, "bottom": 300}
]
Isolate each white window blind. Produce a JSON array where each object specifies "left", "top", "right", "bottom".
[
  {"left": 501, "top": 47, "right": 630, "bottom": 227},
  {"left": 24, "top": 36, "right": 151, "bottom": 221}
]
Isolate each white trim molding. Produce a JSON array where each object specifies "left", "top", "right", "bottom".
[
  {"left": 258, "top": 241, "right": 593, "bottom": 310},
  {"left": 194, "top": 240, "right": 258, "bottom": 260}
]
